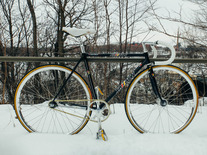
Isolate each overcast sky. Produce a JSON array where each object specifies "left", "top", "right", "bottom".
[
  {"left": 146, "top": 0, "right": 199, "bottom": 44},
  {"left": 33, "top": 0, "right": 198, "bottom": 44}
]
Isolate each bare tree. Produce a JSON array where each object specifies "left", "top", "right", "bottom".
[
  {"left": 27, "top": 0, "right": 38, "bottom": 57},
  {"left": 42, "top": 0, "right": 93, "bottom": 57},
  {"left": 103, "top": 0, "right": 112, "bottom": 98},
  {"left": 0, "top": 0, "right": 157, "bottom": 104},
  {"left": 148, "top": 0, "right": 207, "bottom": 48},
  {"left": 146, "top": 0, "right": 207, "bottom": 94},
  {"left": 0, "top": 0, "right": 15, "bottom": 104},
  {"left": 0, "top": 0, "right": 34, "bottom": 104},
  {"left": 116, "top": 0, "right": 155, "bottom": 88}
]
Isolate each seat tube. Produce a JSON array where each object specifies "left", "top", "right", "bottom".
[{"left": 83, "top": 56, "right": 97, "bottom": 99}]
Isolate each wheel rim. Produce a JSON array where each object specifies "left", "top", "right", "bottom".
[
  {"left": 14, "top": 65, "right": 92, "bottom": 134},
  {"left": 125, "top": 65, "right": 198, "bottom": 133}
]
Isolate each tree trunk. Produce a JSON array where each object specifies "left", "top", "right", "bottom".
[{"left": 27, "top": 0, "right": 38, "bottom": 57}]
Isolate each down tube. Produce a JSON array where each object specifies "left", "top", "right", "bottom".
[{"left": 105, "top": 59, "right": 148, "bottom": 103}]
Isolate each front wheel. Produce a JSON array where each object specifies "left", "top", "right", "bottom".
[
  {"left": 14, "top": 65, "right": 92, "bottom": 134},
  {"left": 125, "top": 65, "right": 199, "bottom": 134}
]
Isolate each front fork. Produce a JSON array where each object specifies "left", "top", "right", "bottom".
[{"left": 148, "top": 65, "right": 167, "bottom": 106}]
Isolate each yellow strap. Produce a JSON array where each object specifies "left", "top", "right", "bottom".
[
  {"left": 101, "top": 130, "right": 107, "bottom": 141},
  {"left": 98, "top": 87, "right": 104, "bottom": 95}
]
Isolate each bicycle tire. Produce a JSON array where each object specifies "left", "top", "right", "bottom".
[
  {"left": 125, "top": 65, "right": 199, "bottom": 134},
  {"left": 14, "top": 65, "right": 92, "bottom": 134}
]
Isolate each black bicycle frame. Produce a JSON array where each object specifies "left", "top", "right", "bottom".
[{"left": 52, "top": 52, "right": 163, "bottom": 108}]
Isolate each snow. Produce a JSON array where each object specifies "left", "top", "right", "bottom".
[{"left": 0, "top": 104, "right": 207, "bottom": 155}]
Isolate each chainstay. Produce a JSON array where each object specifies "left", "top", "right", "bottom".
[
  {"left": 51, "top": 99, "right": 109, "bottom": 123},
  {"left": 51, "top": 107, "right": 96, "bottom": 122}
]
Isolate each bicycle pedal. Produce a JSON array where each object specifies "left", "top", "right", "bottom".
[
  {"left": 96, "top": 129, "right": 108, "bottom": 141},
  {"left": 101, "top": 129, "right": 108, "bottom": 141},
  {"left": 90, "top": 103, "right": 97, "bottom": 109}
]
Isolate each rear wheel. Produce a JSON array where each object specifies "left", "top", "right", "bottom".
[
  {"left": 14, "top": 65, "right": 92, "bottom": 134},
  {"left": 125, "top": 65, "right": 199, "bottom": 133}
]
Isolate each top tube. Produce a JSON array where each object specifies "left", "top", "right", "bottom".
[{"left": 86, "top": 53, "right": 147, "bottom": 58}]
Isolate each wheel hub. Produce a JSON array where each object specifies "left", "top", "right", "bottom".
[
  {"left": 160, "top": 99, "right": 168, "bottom": 107},
  {"left": 156, "top": 98, "right": 168, "bottom": 107},
  {"left": 49, "top": 101, "right": 58, "bottom": 108}
]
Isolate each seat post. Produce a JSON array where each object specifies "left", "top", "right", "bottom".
[{"left": 78, "top": 37, "right": 86, "bottom": 53}]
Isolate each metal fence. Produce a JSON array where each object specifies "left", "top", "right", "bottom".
[{"left": 0, "top": 56, "right": 207, "bottom": 63}]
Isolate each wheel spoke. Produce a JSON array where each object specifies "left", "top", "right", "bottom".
[
  {"left": 14, "top": 65, "right": 92, "bottom": 134},
  {"left": 125, "top": 65, "right": 198, "bottom": 133}
]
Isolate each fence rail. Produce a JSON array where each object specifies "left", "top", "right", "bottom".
[{"left": 0, "top": 56, "right": 207, "bottom": 63}]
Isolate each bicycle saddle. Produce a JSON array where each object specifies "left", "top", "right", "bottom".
[{"left": 62, "top": 27, "right": 96, "bottom": 37}]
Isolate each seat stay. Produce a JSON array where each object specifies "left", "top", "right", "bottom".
[{"left": 51, "top": 56, "right": 84, "bottom": 102}]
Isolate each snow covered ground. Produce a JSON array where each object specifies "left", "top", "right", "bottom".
[{"left": 0, "top": 104, "right": 207, "bottom": 155}]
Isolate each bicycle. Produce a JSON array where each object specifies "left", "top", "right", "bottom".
[{"left": 14, "top": 27, "right": 199, "bottom": 141}]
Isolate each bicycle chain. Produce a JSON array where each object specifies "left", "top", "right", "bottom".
[{"left": 50, "top": 99, "right": 111, "bottom": 123}]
